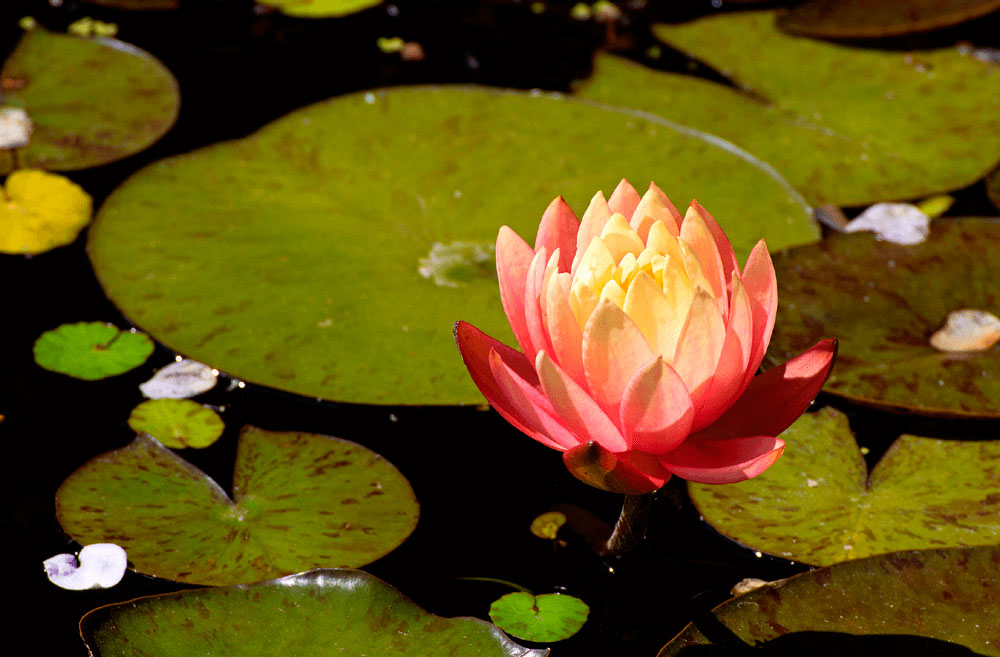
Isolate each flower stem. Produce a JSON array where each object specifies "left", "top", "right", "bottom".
[{"left": 603, "top": 492, "right": 655, "bottom": 556}]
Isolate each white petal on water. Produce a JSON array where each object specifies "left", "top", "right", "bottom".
[
  {"left": 140, "top": 358, "right": 218, "bottom": 399},
  {"left": 44, "top": 544, "right": 127, "bottom": 591},
  {"left": 843, "top": 203, "right": 929, "bottom": 245},
  {"left": 929, "top": 309, "right": 1000, "bottom": 353}
]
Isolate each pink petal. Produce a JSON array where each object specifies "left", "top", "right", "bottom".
[
  {"left": 523, "top": 246, "right": 553, "bottom": 363},
  {"left": 689, "top": 200, "right": 739, "bottom": 289},
  {"left": 535, "top": 196, "right": 579, "bottom": 273},
  {"left": 690, "top": 274, "right": 754, "bottom": 431},
  {"left": 581, "top": 299, "right": 655, "bottom": 421},
  {"left": 697, "top": 338, "right": 837, "bottom": 441},
  {"left": 680, "top": 206, "right": 728, "bottom": 318},
  {"left": 739, "top": 239, "right": 778, "bottom": 391},
  {"left": 544, "top": 270, "right": 587, "bottom": 389},
  {"left": 563, "top": 441, "right": 670, "bottom": 494},
  {"left": 537, "top": 350, "right": 628, "bottom": 452},
  {"left": 630, "top": 182, "right": 682, "bottom": 241},
  {"left": 670, "top": 289, "right": 726, "bottom": 406},
  {"left": 572, "top": 191, "right": 612, "bottom": 276},
  {"left": 496, "top": 226, "right": 536, "bottom": 356},
  {"left": 660, "top": 435, "right": 785, "bottom": 484},
  {"left": 607, "top": 178, "right": 640, "bottom": 220},
  {"left": 620, "top": 357, "right": 694, "bottom": 454},
  {"left": 454, "top": 321, "right": 573, "bottom": 451},
  {"left": 489, "top": 350, "right": 582, "bottom": 450}
]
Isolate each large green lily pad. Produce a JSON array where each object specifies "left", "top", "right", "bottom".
[
  {"left": 778, "top": 0, "right": 1000, "bottom": 38},
  {"left": 660, "top": 546, "right": 1000, "bottom": 656},
  {"left": 0, "top": 29, "right": 179, "bottom": 174},
  {"left": 55, "top": 426, "right": 419, "bottom": 585},
  {"left": 81, "top": 569, "right": 549, "bottom": 657},
  {"left": 574, "top": 10, "right": 1000, "bottom": 207},
  {"left": 88, "top": 86, "right": 817, "bottom": 406},
  {"left": 766, "top": 218, "right": 1000, "bottom": 418},
  {"left": 689, "top": 407, "right": 1000, "bottom": 567}
]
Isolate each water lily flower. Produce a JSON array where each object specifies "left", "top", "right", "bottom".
[{"left": 456, "top": 180, "right": 836, "bottom": 494}]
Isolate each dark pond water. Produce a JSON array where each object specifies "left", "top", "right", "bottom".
[{"left": 4, "top": 1, "right": 1000, "bottom": 655}]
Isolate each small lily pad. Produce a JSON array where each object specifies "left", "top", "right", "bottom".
[
  {"left": 81, "top": 569, "right": 550, "bottom": 657},
  {"left": 33, "top": 321, "right": 154, "bottom": 380},
  {"left": 0, "top": 28, "right": 179, "bottom": 173},
  {"left": 489, "top": 592, "right": 589, "bottom": 643},
  {"left": 127, "top": 399, "right": 225, "bottom": 449},
  {"left": 767, "top": 218, "right": 1000, "bottom": 418},
  {"left": 575, "top": 10, "right": 1000, "bottom": 207},
  {"left": 689, "top": 407, "right": 1000, "bottom": 567},
  {"left": 0, "top": 169, "right": 93, "bottom": 255},
  {"left": 55, "top": 426, "right": 419, "bottom": 585},
  {"left": 659, "top": 546, "right": 1000, "bottom": 656},
  {"left": 256, "top": 0, "right": 382, "bottom": 18},
  {"left": 778, "top": 0, "right": 1000, "bottom": 38},
  {"left": 88, "top": 86, "right": 816, "bottom": 406}
]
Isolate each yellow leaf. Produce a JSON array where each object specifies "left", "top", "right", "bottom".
[{"left": 0, "top": 169, "right": 92, "bottom": 255}]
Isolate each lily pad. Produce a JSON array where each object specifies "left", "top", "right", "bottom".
[
  {"left": 81, "top": 0, "right": 178, "bottom": 8},
  {"left": 256, "top": 0, "right": 382, "bottom": 18},
  {"left": 127, "top": 399, "right": 225, "bottom": 448},
  {"left": 489, "top": 592, "right": 589, "bottom": 643},
  {"left": 0, "top": 169, "right": 93, "bottom": 255},
  {"left": 88, "top": 86, "right": 817, "bottom": 406},
  {"left": 688, "top": 407, "right": 1000, "bottom": 567},
  {"left": 33, "top": 321, "right": 154, "bottom": 380},
  {"left": 574, "top": 10, "right": 1000, "bottom": 207},
  {"left": 0, "top": 28, "right": 179, "bottom": 174},
  {"left": 659, "top": 546, "right": 1000, "bottom": 656},
  {"left": 766, "top": 218, "right": 1000, "bottom": 418},
  {"left": 778, "top": 0, "right": 1000, "bottom": 38},
  {"left": 81, "top": 569, "right": 549, "bottom": 657},
  {"left": 55, "top": 426, "right": 419, "bottom": 585}
]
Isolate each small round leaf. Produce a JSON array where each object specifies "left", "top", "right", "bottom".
[
  {"left": 489, "top": 592, "right": 589, "bottom": 643},
  {"left": 127, "top": 399, "right": 225, "bottom": 449},
  {"left": 33, "top": 321, "right": 154, "bottom": 380}
]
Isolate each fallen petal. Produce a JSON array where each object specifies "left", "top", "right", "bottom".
[
  {"left": 139, "top": 359, "right": 218, "bottom": 399},
  {"left": 929, "top": 309, "right": 1000, "bottom": 352},
  {"left": 44, "top": 543, "right": 127, "bottom": 591},
  {"left": 844, "top": 203, "right": 930, "bottom": 245}
]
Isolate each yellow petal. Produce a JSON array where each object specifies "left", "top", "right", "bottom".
[
  {"left": 599, "top": 279, "right": 626, "bottom": 310},
  {"left": 623, "top": 270, "right": 687, "bottom": 361},
  {"left": 671, "top": 288, "right": 726, "bottom": 401},
  {"left": 599, "top": 212, "right": 645, "bottom": 263},
  {"left": 631, "top": 185, "right": 680, "bottom": 240},
  {"left": 572, "top": 190, "right": 611, "bottom": 276}
]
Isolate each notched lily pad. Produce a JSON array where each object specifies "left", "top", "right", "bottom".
[
  {"left": 575, "top": 10, "right": 1000, "bottom": 207},
  {"left": 689, "top": 407, "right": 1000, "bottom": 567},
  {"left": 127, "top": 399, "right": 225, "bottom": 448},
  {"left": 33, "top": 321, "right": 154, "bottom": 380},
  {"left": 767, "top": 218, "right": 1000, "bottom": 418},
  {"left": 82, "top": 569, "right": 550, "bottom": 657},
  {"left": 489, "top": 592, "right": 589, "bottom": 643},
  {"left": 88, "top": 86, "right": 815, "bottom": 406},
  {"left": 256, "top": 0, "right": 382, "bottom": 18},
  {"left": 659, "top": 546, "right": 1000, "bottom": 656},
  {"left": 55, "top": 426, "right": 419, "bottom": 585},
  {"left": 0, "top": 28, "right": 179, "bottom": 173}
]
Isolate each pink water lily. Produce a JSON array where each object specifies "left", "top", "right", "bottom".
[{"left": 455, "top": 179, "right": 836, "bottom": 494}]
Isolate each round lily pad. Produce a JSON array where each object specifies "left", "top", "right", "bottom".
[
  {"left": 0, "top": 28, "right": 179, "bottom": 174},
  {"left": 489, "top": 592, "right": 589, "bottom": 643},
  {"left": 575, "top": 10, "right": 1000, "bottom": 207},
  {"left": 81, "top": 569, "right": 549, "bottom": 657},
  {"left": 778, "top": 0, "right": 1000, "bottom": 38},
  {"left": 55, "top": 426, "right": 419, "bottom": 585},
  {"left": 127, "top": 399, "right": 225, "bottom": 449},
  {"left": 659, "top": 546, "right": 1000, "bottom": 656},
  {"left": 0, "top": 169, "right": 92, "bottom": 255},
  {"left": 88, "top": 85, "right": 817, "bottom": 406},
  {"left": 766, "top": 218, "right": 1000, "bottom": 418},
  {"left": 689, "top": 407, "right": 1000, "bottom": 567},
  {"left": 33, "top": 321, "right": 154, "bottom": 380},
  {"left": 257, "top": 0, "right": 382, "bottom": 18}
]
